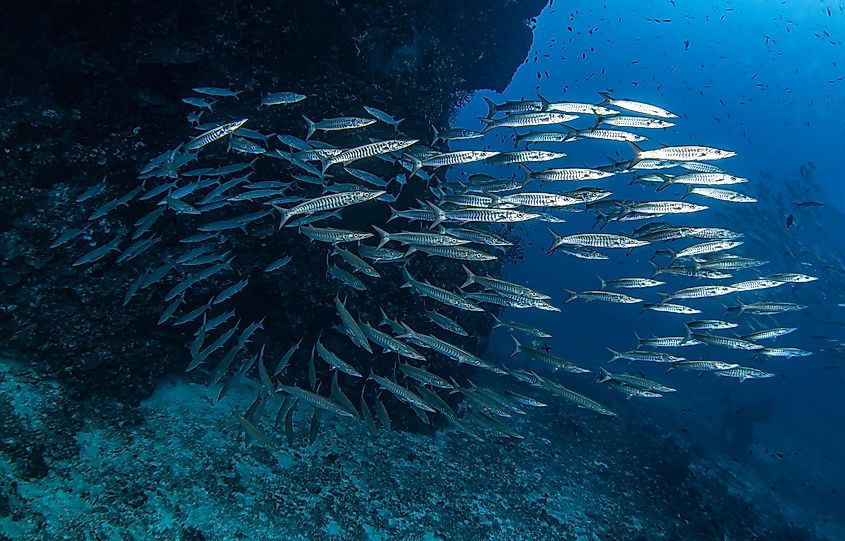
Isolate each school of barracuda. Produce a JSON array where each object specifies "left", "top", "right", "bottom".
[{"left": 56, "top": 85, "right": 819, "bottom": 446}]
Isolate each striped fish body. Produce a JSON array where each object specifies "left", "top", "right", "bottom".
[
  {"left": 499, "top": 192, "right": 580, "bottom": 208},
  {"left": 401, "top": 268, "right": 483, "bottom": 311},
  {"left": 398, "top": 363, "right": 452, "bottom": 389},
  {"left": 566, "top": 290, "right": 642, "bottom": 304},
  {"left": 598, "top": 94, "right": 678, "bottom": 118},
  {"left": 443, "top": 208, "right": 540, "bottom": 223},
  {"left": 528, "top": 168, "right": 614, "bottom": 182},
  {"left": 278, "top": 190, "right": 384, "bottom": 226},
  {"left": 574, "top": 128, "right": 646, "bottom": 142},
  {"left": 276, "top": 385, "right": 355, "bottom": 417},
  {"left": 675, "top": 240, "right": 743, "bottom": 259},
  {"left": 439, "top": 227, "right": 512, "bottom": 247},
  {"left": 485, "top": 150, "right": 566, "bottom": 164},
  {"left": 636, "top": 145, "right": 735, "bottom": 162},
  {"left": 629, "top": 201, "right": 708, "bottom": 215},
  {"left": 316, "top": 340, "right": 363, "bottom": 377},
  {"left": 551, "top": 232, "right": 647, "bottom": 250},
  {"left": 299, "top": 226, "right": 373, "bottom": 244},
  {"left": 644, "top": 303, "right": 701, "bottom": 314},
  {"left": 664, "top": 285, "right": 736, "bottom": 300},
  {"left": 326, "top": 139, "right": 418, "bottom": 168},
  {"left": 482, "top": 112, "right": 578, "bottom": 132},
  {"left": 692, "top": 334, "right": 764, "bottom": 351},
  {"left": 538, "top": 380, "right": 616, "bottom": 417},
  {"left": 601, "top": 116, "right": 674, "bottom": 129},
  {"left": 360, "top": 322, "right": 427, "bottom": 361},
  {"left": 668, "top": 360, "right": 738, "bottom": 373},
  {"left": 261, "top": 92, "right": 306, "bottom": 106},
  {"left": 398, "top": 326, "right": 489, "bottom": 371},
  {"left": 425, "top": 310, "right": 469, "bottom": 336},
  {"left": 741, "top": 327, "right": 797, "bottom": 341},
  {"left": 546, "top": 102, "right": 618, "bottom": 115},
  {"left": 407, "top": 244, "right": 497, "bottom": 261},
  {"left": 370, "top": 373, "right": 435, "bottom": 412},
  {"left": 422, "top": 151, "right": 500, "bottom": 168},
  {"left": 712, "top": 367, "right": 775, "bottom": 382},
  {"left": 730, "top": 279, "right": 785, "bottom": 293},
  {"left": 185, "top": 119, "right": 248, "bottom": 151}
]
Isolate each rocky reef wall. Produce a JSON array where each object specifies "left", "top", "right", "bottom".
[{"left": 0, "top": 1, "right": 546, "bottom": 408}]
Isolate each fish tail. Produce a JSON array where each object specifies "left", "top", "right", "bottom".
[
  {"left": 518, "top": 163, "right": 533, "bottom": 181},
  {"left": 597, "top": 91, "right": 613, "bottom": 105},
  {"left": 597, "top": 274, "right": 606, "bottom": 290},
  {"left": 400, "top": 266, "right": 414, "bottom": 288},
  {"left": 606, "top": 347, "right": 622, "bottom": 363},
  {"left": 302, "top": 115, "right": 316, "bottom": 140},
  {"left": 626, "top": 141, "right": 644, "bottom": 166},
  {"left": 478, "top": 117, "right": 495, "bottom": 134},
  {"left": 634, "top": 331, "right": 643, "bottom": 348},
  {"left": 459, "top": 264, "right": 476, "bottom": 289},
  {"left": 648, "top": 260, "right": 660, "bottom": 278},
  {"left": 482, "top": 96, "right": 497, "bottom": 118},
  {"left": 408, "top": 155, "right": 423, "bottom": 180},
  {"left": 655, "top": 174, "right": 673, "bottom": 192},
  {"left": 372, "top": 225, "right": 390, "bottom": 250},
  {"left": 562, "top": 288, "right": 578, "bottom": 303},
  {"left": 273, "top": 206, "right": 292, "bottom": 229},
  {"left": 545, "top": 226, "right": 561, "bottom": 254},
  {"left": 426, "top": 201, "right": 445, "bottom": 229},
  {"left": 508, "top": 334, "right": 522, "bottom": 359},
  {"left": 431, "top": 124, "right": 440, "bottom": 146},
  {"left": 680, "top": 185, "right": 692, "bottom": 200},
  {"left": 596, "top": 366, "right": 613, "bottom": 384}
]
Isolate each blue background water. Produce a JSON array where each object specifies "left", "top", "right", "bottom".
[{"left": 451, "top": 0, "right": 844, "bottom": 519}]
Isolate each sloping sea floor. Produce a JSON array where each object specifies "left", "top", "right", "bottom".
[{"left": 0, "top": 356, "right": 835, "bottom": 541}]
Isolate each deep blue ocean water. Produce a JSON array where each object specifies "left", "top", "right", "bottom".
[
  {"left": 452, "top": 0, "right": 845, "bottom": 524},
  {"left": 4, "top": 1, "right": 844, "bottom": 538}
]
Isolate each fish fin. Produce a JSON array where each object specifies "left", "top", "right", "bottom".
[
  {"left": 654, "top": 174, "right": 674, "bottom": 192},
  {"left": 302, "top": 115, "right": 316, "bottom": 140},
  {"left": 482, "top": 96, "right": 497, "bottom": 118},
  {"left": 426, "top": 201, "right": 445, "bottom": 229},
  {"left": 536, "top": 92, "right": 551, "bottom": 109},
  {"left": 459, "top": 264, "right": 476, "bottom": 289},
  {"left": 272, "top": 205, "right": 292, "bottom": 229},
  {"left": 372, "top": 225, "right": 390, "bottom": 250},
  {"left": 518, "top": 163, "right": 533, "bottom": 181},
  {"left": 508, "top": 335, "right": 522, "bottom": 358},
  {"left": 407, "top": 155, "right": 423, "bottom": 180}
]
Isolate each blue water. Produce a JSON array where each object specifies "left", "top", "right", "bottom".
[{"left": 451, "top": 0, "right": 844, "bottom": 524}]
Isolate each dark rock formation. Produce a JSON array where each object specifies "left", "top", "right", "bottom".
[{"left": 0, "top": 0, "right": 547, "bottom": 411}]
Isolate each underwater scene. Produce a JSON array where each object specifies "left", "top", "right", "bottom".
[{"left": 1, "top": 1, "right": 843, "bottom": 539}]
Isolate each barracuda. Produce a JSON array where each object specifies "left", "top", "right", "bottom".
[{"left": 401, "top": 267, "right": 483, "bottom": 312}]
